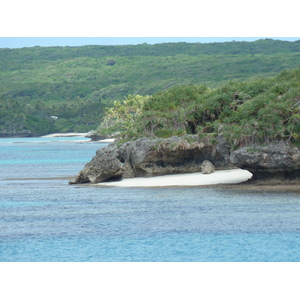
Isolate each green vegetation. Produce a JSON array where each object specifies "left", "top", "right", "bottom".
[
  {"left": 0, "top": 96, "right": 106, "bottom": 134},
  {"left": 97, "top": 94, "right": 149, "bottom": 136},
  {"left": 97, "top": 67, "right": 300, "bottom": 147},
  {"left": 1, "top": 39, "right": 300, "bottom": 135}
]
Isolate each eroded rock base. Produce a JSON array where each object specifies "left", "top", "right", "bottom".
[{"left": 70, "top": 135, "right": 232, "bottom": 184}]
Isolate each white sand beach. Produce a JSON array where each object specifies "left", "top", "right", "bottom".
[
  {"left": 41, "top": 133, "right": 115, "bottom": 143},
  {"left": 97, "top": 138, "right": 115, "bottom": 143},
  {"left": 41, "top": 133, "right": 88, "bottom": 137},
  {"left": 97, "top": 169, "right": 253, "bottom": 187}
]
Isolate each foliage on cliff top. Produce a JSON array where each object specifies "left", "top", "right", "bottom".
[{"left": 98, "top": 67, "right": 300, "bottom": 147}]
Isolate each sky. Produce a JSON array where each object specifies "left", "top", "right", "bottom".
[
  {"left": 0, "top": 37, "right": 300, "bottom": 49},
  {"left": 1, "top": 1, "right": 299, "bottom": 49}
]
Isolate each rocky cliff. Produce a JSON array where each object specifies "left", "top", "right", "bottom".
[
  {"left": 70, "top": 135, "right": 300, "bottom": 184},
  {"left": 70, "top": 135, "right": 233, "bottom": 184},
  {"left": 230, "top": 144, "right": 300, "bottom": 181}
]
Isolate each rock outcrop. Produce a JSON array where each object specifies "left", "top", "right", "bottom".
[
  {"left": 200, "top": 160, "right": 215, "bottom": 174},
  {"left": 70, "top": 133, "right": 300, "bottom": 185},
  {"left": 230, "top": 144, "right": 300, "bottom": 181},
  {"left": 85, "top": 131, "right": 115, "bottom": 141},
  {"left": 70, "top": 135, "right": 232, "bottom": 184}
]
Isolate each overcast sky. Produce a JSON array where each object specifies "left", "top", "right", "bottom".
[{"left": 1, "top": 37, "right": 299, "bottom": 49}]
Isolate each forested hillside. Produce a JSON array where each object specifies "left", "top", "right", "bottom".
[{"left": 1, "top": 39, "right": 300, "bottom": 135}]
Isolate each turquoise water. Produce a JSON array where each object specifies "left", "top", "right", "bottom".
[{"left": 0, "top": 137, "right": 299, "bottom": 261}]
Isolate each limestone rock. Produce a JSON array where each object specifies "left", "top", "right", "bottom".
[
  {"left": 200, "top": 160, "right": 215, "bottom": 174},
  {"left": 70, "top": 143, "right": 123, "bottom": 184},
  {"left": 70, "top": 135, "right": 233, "bottom": 184},
  {"left": 71, "top": 135, "right": 300, "bottom": 184},
  {"left": 230, "top": 144, "right": 300, "bottom": 180}
]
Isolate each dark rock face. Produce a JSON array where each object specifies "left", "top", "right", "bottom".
[
  {"left": 70, "top": 143, "right": 123, "bottom": 184},
  {"left": 230, "top": 144, "right": 300, "bottom": 181},
  {"left": 70, "top": 135, "right": 233, "bottom": 184}
]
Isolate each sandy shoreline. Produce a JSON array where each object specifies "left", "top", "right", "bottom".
[
  {"left": 97, "top": 169, "right": 253, "bottom": 187},
  {"left": 41, "top": 133, "right": 115, "bottom": 143},
  {"left": 5, "top": 171, "right": 299, "bottom": 193},
  {"left": 41, "top": 133, "right": 88, "bottom": 137},
  {"left": 95, "top": 169, "right": 300, "bottom": 192}
]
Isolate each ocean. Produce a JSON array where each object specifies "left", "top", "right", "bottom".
[{"left": 0, "top": 136, "right": 299, "bottom": 262}]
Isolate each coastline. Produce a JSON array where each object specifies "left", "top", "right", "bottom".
[
  {"left": 94, "top": 169, "right": 300, "bottom": 192},
  {"left": 6, "top": 172, "right": 299, "bottom": 193},
  {"left": 11, "top": 133, "right": 297, "bottom": 192},
  {"left": 216, "top": 180, "right": 300, "bottom": 193}
]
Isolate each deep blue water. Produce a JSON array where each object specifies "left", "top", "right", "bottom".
[{"left": 0, "top": 137, "right": 299, "bottom": 262}]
